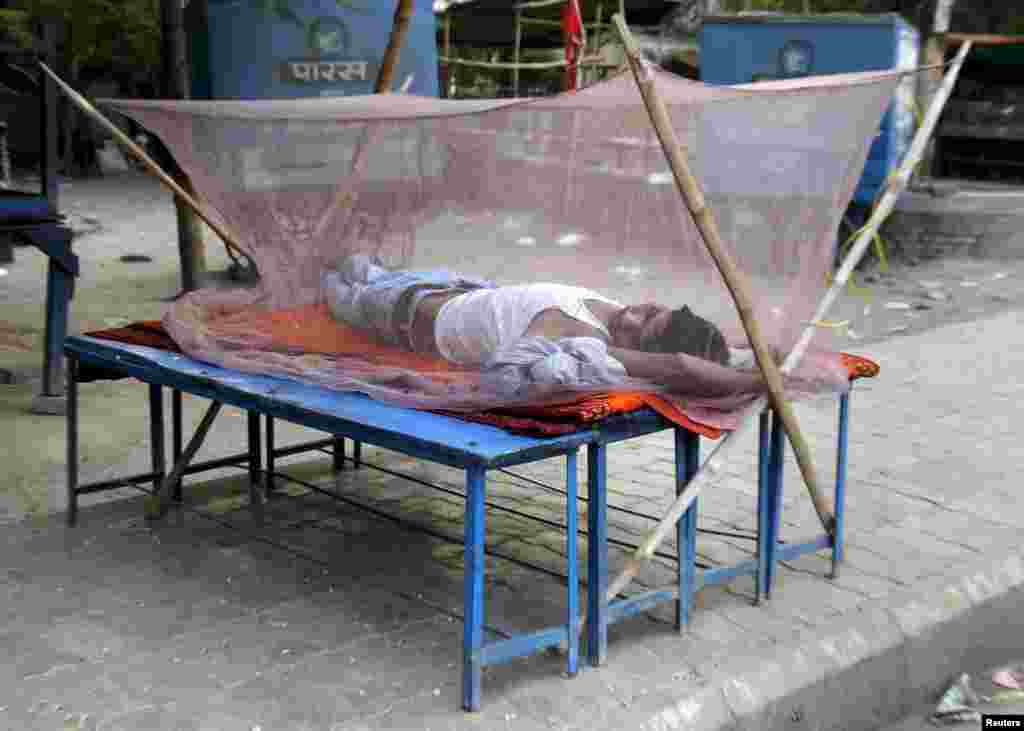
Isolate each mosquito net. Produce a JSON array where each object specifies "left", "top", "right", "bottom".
[{"left": 103, "top": 67, "right": 903, "bottom": 427}]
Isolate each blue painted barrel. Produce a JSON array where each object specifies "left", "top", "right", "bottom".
[
  {"left": 187, "top": 0, "right": 439, "bottom": 99},
  {"left": 700, "top": 14, "right": 919, "bottom": 206}
]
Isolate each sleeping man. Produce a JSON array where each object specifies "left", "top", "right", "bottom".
[{"left": 322, "top": 254, "right": 766, "bottom": 399}]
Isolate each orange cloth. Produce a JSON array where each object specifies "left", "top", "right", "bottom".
[
  {"left": 206, "top": 303, "right": 471, "bottom": 383},
  {"left": 839, "top": 352, "right": 881, "bottom": 380},
  {"left": 84, "top": 305, "right": 879, "bottom": 438}
]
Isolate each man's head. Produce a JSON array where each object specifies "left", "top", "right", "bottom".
[{"left": 609, "top": 304, "right": 730, "bottom": 366}]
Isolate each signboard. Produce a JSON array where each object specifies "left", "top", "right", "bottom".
[{"left": 190, "top": 0, "right": 439, "bottom": 99}]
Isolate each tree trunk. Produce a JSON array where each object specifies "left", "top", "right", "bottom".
[
  {"left": 38, "top": 18, "right": 60, "bottom": 207},
  {"left": 161, "top": 0, "right": 206, "bottom": 292},
  {"left": 60, "top": 62, "right": 77, "bottom": 179},
  {"left": 917, "top": 0, "right": 958, "bottom": 179}
]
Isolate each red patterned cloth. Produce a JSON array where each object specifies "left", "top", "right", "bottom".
[{"left": 81, "top": 319, "right": 879, "bottom": 438}]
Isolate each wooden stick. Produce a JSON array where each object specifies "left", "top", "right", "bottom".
[
  {"left": 375, "top": 0, "right": 415, "bottom": 94},
  {"left": 147, "top": 400, "right": 223, "bottom": 519},
  {"left": 37, "top": 62, "right": 253, "bottom": 262},
  {"left": 612, "top": 14, "right": 834, "bottom": 533},
  {"left": 601, "top": 40, "right": 973, "bottom": 606}
]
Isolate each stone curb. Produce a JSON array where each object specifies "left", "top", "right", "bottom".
[{"left": 637, "top": 551, "right": 1024, "bottom": 731}]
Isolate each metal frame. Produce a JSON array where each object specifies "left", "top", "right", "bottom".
[
  {"left": 677, "top": 397, "right": 851, "bottom": 609},
  {"left": 1, "top": 222, "right": 77, "bottom": 406},
  {"left": 63, "top": 335, "right": 852, "bottom": 710},
  {"left": 758, "top": 392, "right": 850, "bottom": 590},
  {"left": 63, "top": 338, "right": 616, "bottom": 711}
]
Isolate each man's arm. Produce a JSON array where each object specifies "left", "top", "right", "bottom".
[{"left": 607, "top": 347, "right": 765, "bottom": 398}]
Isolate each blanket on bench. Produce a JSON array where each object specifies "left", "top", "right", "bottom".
[{"left": 78, "top": 307, "right": 878, "bottom": 438}]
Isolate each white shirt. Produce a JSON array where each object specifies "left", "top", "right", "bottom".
[{"left": 434, "top": 283, "right": 623, "bottom": 367}]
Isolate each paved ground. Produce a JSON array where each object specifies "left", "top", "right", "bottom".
[{"left": 1, "top": 172, "right": 1024, "bottom": 730}]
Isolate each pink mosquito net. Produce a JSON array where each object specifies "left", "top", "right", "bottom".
[{"left": 103, "top": 67, "right": 903, "bottom": 429}]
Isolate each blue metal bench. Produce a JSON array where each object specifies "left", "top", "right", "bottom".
[
  {"left": 63, "top": 334, "right": 851, "bottom": 710},
  {"left": 1, "top": 26, "right": 78, "bottom": 414},
  {"left": 1, "top": 217, "right": 77, "bottom": 403}
]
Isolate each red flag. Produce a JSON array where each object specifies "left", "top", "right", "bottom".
[{"left": 562, "top": 0, "right": 584, "bottom": 91}]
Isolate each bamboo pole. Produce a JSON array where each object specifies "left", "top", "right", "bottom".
[
  {"left": 38, "top": 62, "right": 253, "bottom": 263},
  {"left": 601, "top": 40, "right": 973, "bottom": 605},
  {"left": 612, "top": 14, "right": 834, "bottom": 532},
  {"left": 376, "top": 0, "right": 415, "bottom": 93}
]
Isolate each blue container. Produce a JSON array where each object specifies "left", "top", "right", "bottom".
[
  {"left": 187, "top": 0, "right": 440, "bottom": 99},
  {"left": 700, "top": 14, "right": 919, "bottom": 205}
]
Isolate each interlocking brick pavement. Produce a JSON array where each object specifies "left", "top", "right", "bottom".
[
  {"left": 3, "top": 173, "right": 1024, "bottom": 729},
  {"left": 1, "top": 306, "right": 1022, "bottom": 729}
]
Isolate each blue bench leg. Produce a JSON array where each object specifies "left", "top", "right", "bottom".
[
  {"left": 353, "top": 440, "right": 363, "bottom": 469},
  {"left": 566, "top": 449, "right": 580, "bottom": 676},
  {"left": 266, "top": 416, "right": 276, "bottom": 495},
  {"left": 172, "top": 390, "right": 183, "bottom": 501},
  {"left": 332, "top": 436, "right": 345, "bottom": 471},
  {"left": 41, "top": 257, "right": 72, "bottom": 397},
  {"left": 462, "top": 464, "right": 486, "bottom": 712},
  {"left": 586, "top": 443, "right": 608, "bottom": 667},
  {"left": 22, "top": 223, "right": 76, "bottom": 414},
  {"left": 65, "top": 357, "right": 79, "bottom": 525},
  {"left": 676, "top": 429, "right": 699, "bottom": 631},
  {"left": 149, "top": 385, "right": 166, "bottom": 499},
  {"left": 756, "top": 410, "right": 771, "bottom": 603},
  {"left": 247, "top": 412, "right": 262, "bottom": 504},
  {"left": 832, "top": 392, "right": 850, "bottom": 579},
  {"left": 765, "top": 410, "right": 786, "bottom": 598},
  {"left": 31, "top": 255, "right": 75, "bottom": 415}
]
